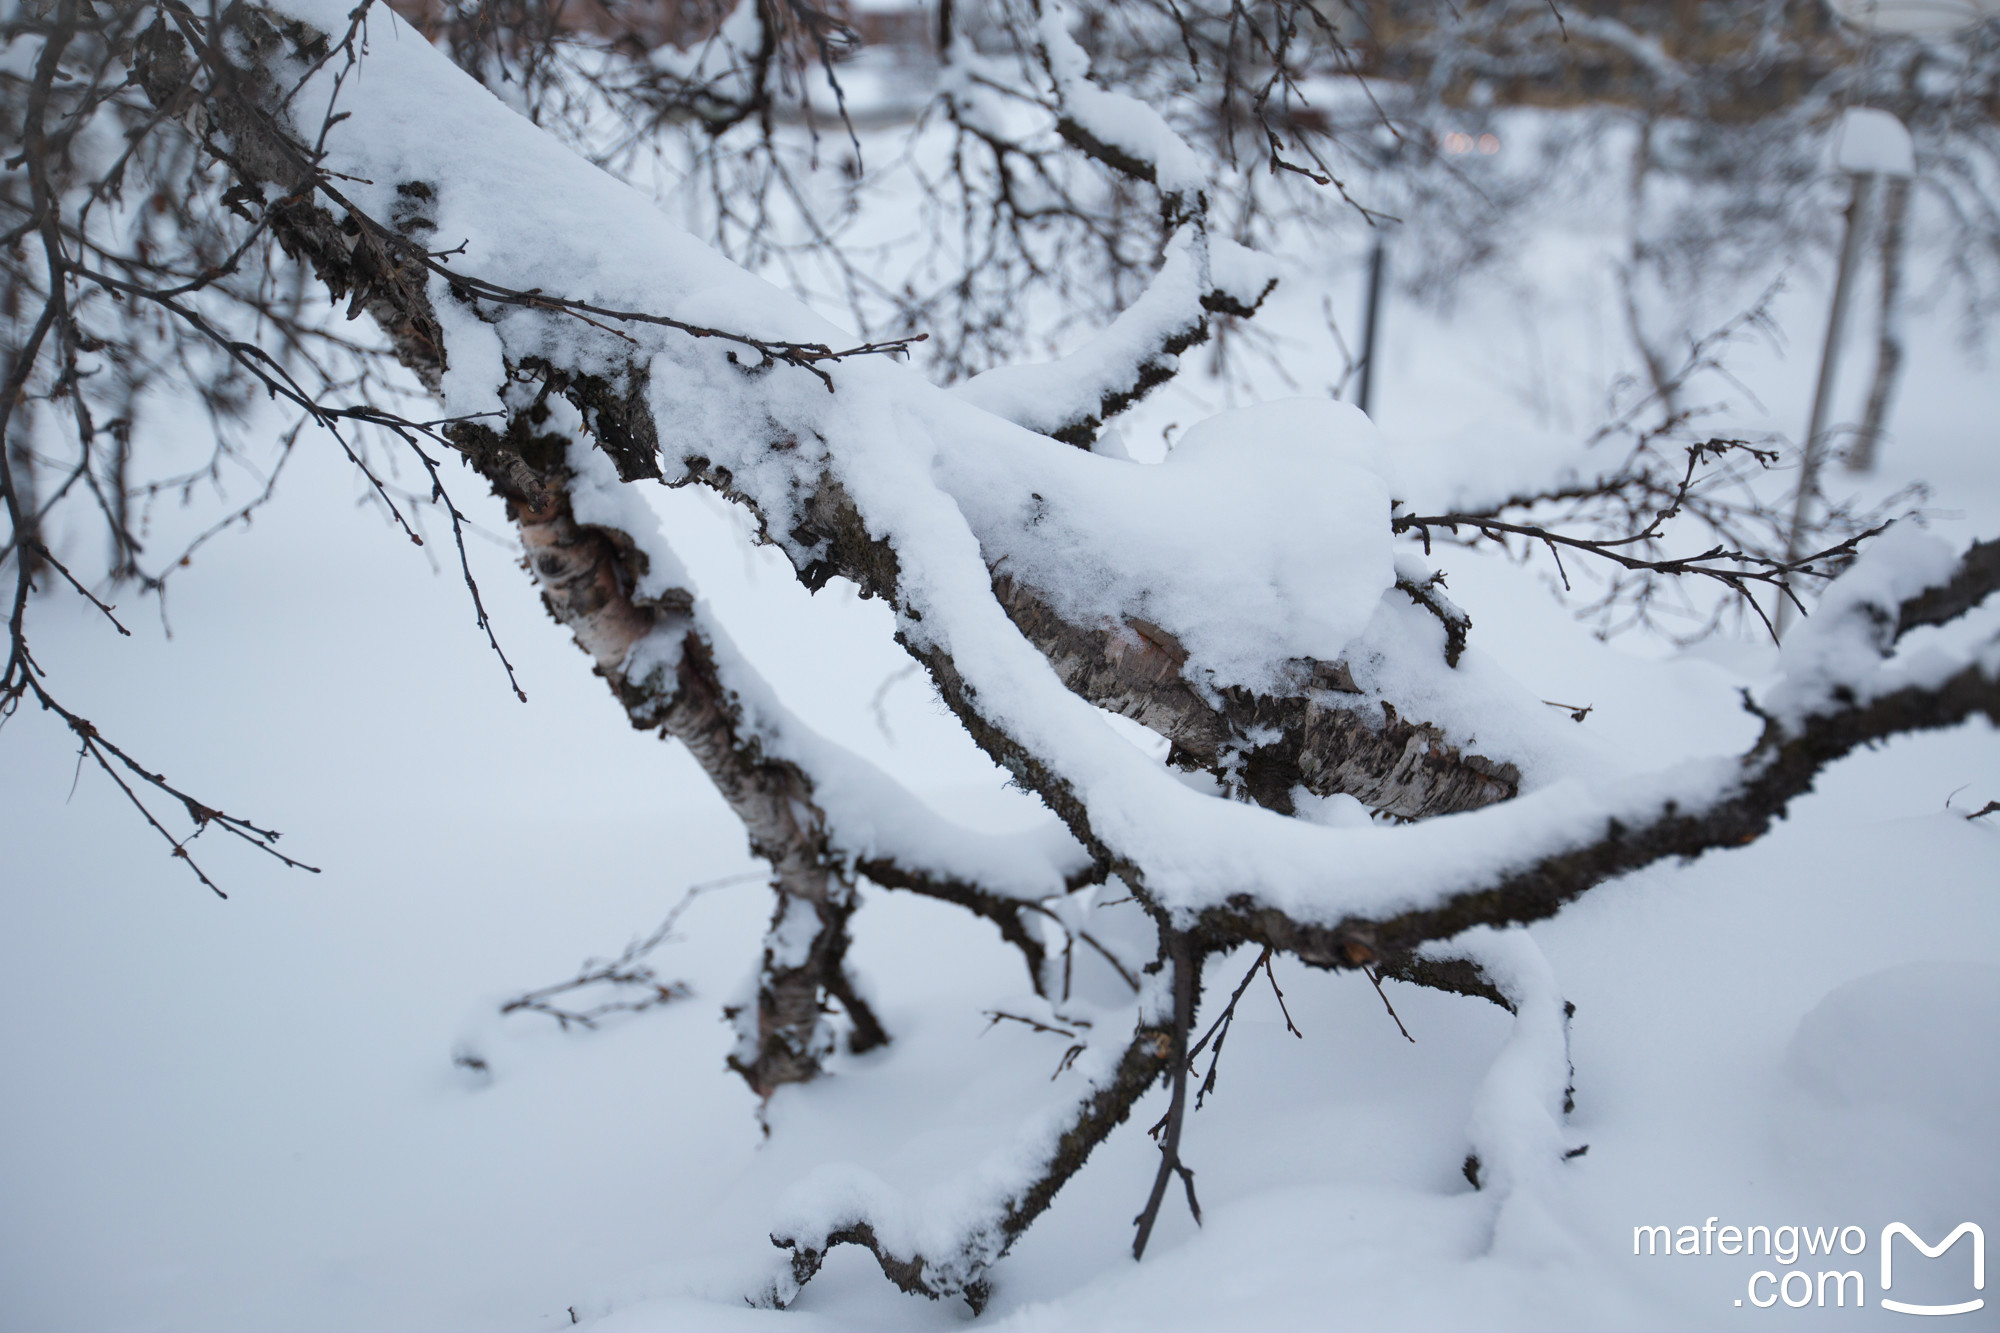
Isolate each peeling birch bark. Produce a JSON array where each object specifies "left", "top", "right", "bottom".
[
  {"left": 497, "top": 446, "right": 1069, "bottom": 1088},
  {"left": 503, "top": 460, "right": 873, "bottom": 1091}
]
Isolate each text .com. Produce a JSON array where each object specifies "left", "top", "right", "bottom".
[{"left": 1631, "top": 1220, "right": 1984, "bottom": 1314}]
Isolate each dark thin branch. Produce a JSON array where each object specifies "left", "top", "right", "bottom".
[
  {"left": 1132, "top": 933, "right": 1200, "bottom": 1259},
  {"left": 1366, "top": 967, "right": 1415, "bottom": 1043},
  {"left": 983, "top": 1010, "right": 1081, "bottom": 1039},
  {"left": 501, "top": 872, "right": 763, "bottom": 1030}
]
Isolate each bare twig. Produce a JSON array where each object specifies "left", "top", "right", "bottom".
[
  {"left": 500, "top": 872, "right": 764, "bottom": 1030},
  {"left": 1133, "top": 934, "right": 1201, "bottom": 1259},
  {"left": 1366, "top": 968, "right": 1416, "bottom": 1043}
]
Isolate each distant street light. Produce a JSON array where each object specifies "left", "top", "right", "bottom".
[{"left": 1779, "top": 107, "right": 1916, "bottom": 635}]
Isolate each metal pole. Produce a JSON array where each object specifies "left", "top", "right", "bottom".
[
  {"left": 1846, "top": 174, "right": 1911, "bottom": 475},
  {"left": 1357, "top": 232, "right": 1388, "bottom": 417},
  {"left": 1779, "top": 171, "right": 1876, "bottom": 636}
]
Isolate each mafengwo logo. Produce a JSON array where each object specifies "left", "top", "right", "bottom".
[
  {"left": 1631, "top": 1219, "right": 1984, "bottom": 1314},
  {"left": 1882, "top": 1224, "right": 1985, "bottom": 1317}
]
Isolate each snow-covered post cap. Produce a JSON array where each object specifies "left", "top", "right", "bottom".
[
  {"left": 1833, "top": 107, "right": 1915, "bottom": 178},
  {"left": 1826, "top": 0, "right": 1999, "bottom": 32}
]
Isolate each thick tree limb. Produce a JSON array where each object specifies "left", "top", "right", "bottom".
[
  {"left": 989, "top": 571, "right": 1520, "bottom": 818},
  {"left": 1196, "top": 630, "right": 2000, "bottom": 976},
  {"left": 770, "top": 539, "right": 2000, "bottom": 1301},
  {"left": 476, "top": 421, "right": 1087, "bottom": 1085},
  {"left": 494, "top": 448, "right": 858, "bottom": 1089},
  {"left": 135, "top": 4, "right": 1525, "bottom": 845},
  {"left": 1896, "top": 537, "right": 2000, "bottom": 637}
]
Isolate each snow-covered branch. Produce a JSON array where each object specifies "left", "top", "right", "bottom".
[
  {"left": 768, "top": 994, "right": 1178, "bottom": 1310},
  {"left": 127, "top": 1, "right": 2000, "bottom": 1307},
  {"left": 952, "top": 228, "right": 1277, "bottom": 448},
  {"left": 1195, "top": 529, "right": 2000, "bottom": 973},
  {"left": 499, "top": 424, "right": 1095, "bottom": 1088},
  {"left": 1034, "top": 0, "right": 1208, "bottom": 218},
  {"left": 761, "top": 529, "right": 2000, "bottom": 1301},
  {"left": 137, "top": 0, "right": 1532, "bottom": 841}
]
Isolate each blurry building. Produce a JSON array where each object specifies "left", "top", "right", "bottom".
[
  {"left": 1335, "top": 0, "right": 1857, "bottom": 119},
  {"left": 384, "top": 0, "right": 935, "bottom": 62}
]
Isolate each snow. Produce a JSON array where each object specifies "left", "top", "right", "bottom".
[
  {"left": 1763, "top": 522, "right": 1977, "bottom": 725},
  {"left": 646, "top": 0, "right": 766, "bottom": 106},
  {"left": 6, "top": 266, "right": 1998, "bottom": 1331},
  {"left": 1429, "top": 928, "right": 1575, "bottom": 1198},
  {"left": 1834, "top": 107, "right": 1917, "bottom": 179},
  {"left": 1034, "top": 2, "right": 1207, "bottom": 201},
  {"left": 5, "top": 10, "right": 2000, "bottom": 1333},
  {"left": 565, "top": 435, "right": 1092, "bottom": 904},
  {"left": 951, "top": 231, "right": 1278, "bottom": 440},
  {"left": 1389, "top": 417, "right": 1626, "bottom": 516},
  {"left": 941, "top": 396, "right": 1397, "bottom": 694},
  {"left": 1784, "top": 960, "right": 2000, "bottom": 1138}
]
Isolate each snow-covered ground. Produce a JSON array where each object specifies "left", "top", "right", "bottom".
[{"left": 3, "top": 95, "right": 1998, "bottom": 1332}]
